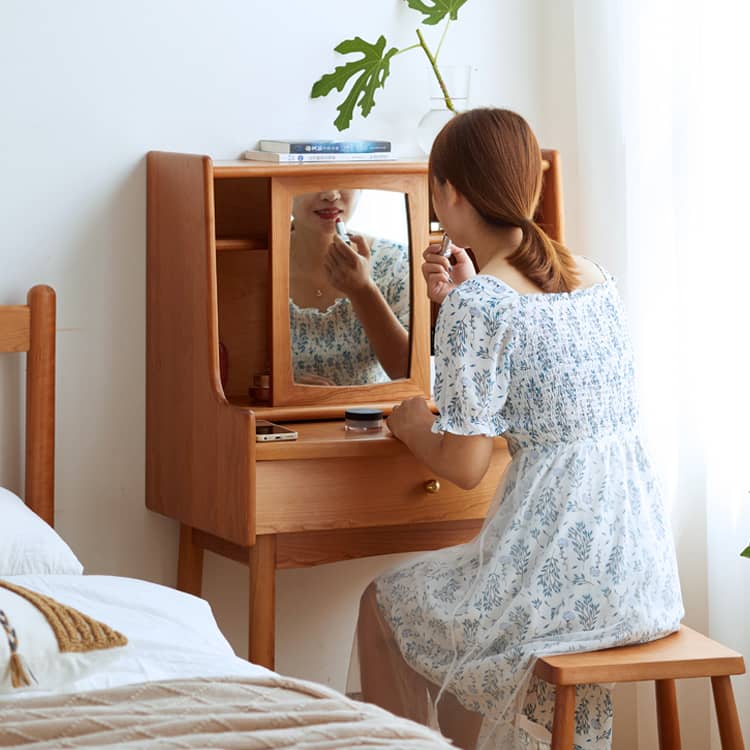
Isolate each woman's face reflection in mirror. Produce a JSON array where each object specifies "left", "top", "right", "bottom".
[
  {"left": 291, "top": 189, "right": 361, "bottom": 239},
  {"left": 289, "top": 189, "right": 364, "bottom": 318},
  {"left": 289, "top": 188, "right": 411, "bottom": 387}
]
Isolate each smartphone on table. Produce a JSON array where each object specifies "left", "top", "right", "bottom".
[{"left": 255, "top": 419, "right": 298, "bottom": 442}]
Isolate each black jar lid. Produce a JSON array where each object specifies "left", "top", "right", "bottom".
[{"left": 345, "top": 407, "right": 384, "bottom": 421}]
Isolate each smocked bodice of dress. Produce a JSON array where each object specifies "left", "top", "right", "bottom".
[{"left": 432, "top": 275, "right": 638, "bottom": 452}]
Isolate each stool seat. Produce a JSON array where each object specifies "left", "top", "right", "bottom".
[
  {"left": 533, "top": 625, "right": 746, "bottom": 750},
  {"left": 535, "top": 625, "right": 745, "bottom": 685}
]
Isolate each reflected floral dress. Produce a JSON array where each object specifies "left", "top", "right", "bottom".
[
  {"left": 373, "top": 272, "right": 684, "bottom": 749},
  {"left": 290, "top": 237, "right": 410, "bottom": 386}
]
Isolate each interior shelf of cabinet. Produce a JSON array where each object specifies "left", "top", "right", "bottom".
[{"left": 215, "top": 237, "right": 268, "bottom": 252}]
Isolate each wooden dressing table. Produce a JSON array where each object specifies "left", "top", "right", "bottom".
[{"left": 146, "top": 152, "right": 563, "bottom": 669}]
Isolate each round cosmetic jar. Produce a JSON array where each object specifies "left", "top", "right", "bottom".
[
  {"left": 344, "top": 407, "right": 384, "bottom": 433},
  {"left": 248, "top": 372, "right": 271, "bottom": 403}
]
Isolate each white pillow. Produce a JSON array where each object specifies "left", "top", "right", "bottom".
[
  {"left": 0, "top": 580, "right": 126, "bottom": 693},
  {"left": 0, "top": 574, "right": 271, "bottom": 699},
  {"left": 0, "top": 487, "right": 83, "bottom": 575}
]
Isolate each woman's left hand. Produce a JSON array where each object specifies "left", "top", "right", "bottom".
[
  {"left": 324, "top": 233, "right": 372, "bottom": 296},
  {"left": 387, "top": 396, "right": 434, "bottom": 442}
]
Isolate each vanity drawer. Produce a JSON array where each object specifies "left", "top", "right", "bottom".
[{"left": 255, "top": 446, "right": 510, "bottom": 534}]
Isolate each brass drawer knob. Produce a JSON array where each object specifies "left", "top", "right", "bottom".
[{"left": 424, "top": 479, "right": 441, "bottom": 494}]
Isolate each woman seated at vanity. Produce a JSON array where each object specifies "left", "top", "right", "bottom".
[{"left": 289, "top": 189, "right": 410, "bottom": 386}]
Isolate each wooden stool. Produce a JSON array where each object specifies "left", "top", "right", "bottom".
[{"left": 534, "top": 626, "right": 746, "bottom": 750}]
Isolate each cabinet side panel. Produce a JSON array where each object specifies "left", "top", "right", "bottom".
[
  {"left": 538, "top": 149, "right": 564, "bottom": 243},
  {"left": 406, "top": 175, "right": 431, "bottom": 396},
  {"left": 146, "top": 152, "right": 255, "bottom": 545}
]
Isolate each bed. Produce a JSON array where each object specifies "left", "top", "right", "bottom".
[{"left": 0, "top": 286, "right": 453, "bottom": 748}]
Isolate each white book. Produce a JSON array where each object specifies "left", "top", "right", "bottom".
[{"left": 242, "top": 150, "right": 398, "bottom": 163}]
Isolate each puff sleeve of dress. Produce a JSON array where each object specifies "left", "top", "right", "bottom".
[
  {"left": 431, "top": 278, "right": 517, "bottom": 437},
  {"left": 370, "top": 238, "right": 411, "bottom": 331}
]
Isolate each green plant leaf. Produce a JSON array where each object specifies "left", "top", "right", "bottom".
[
  {"left": 405, "top": 0, "right": 469, "bottom": 25},
  {"left": 311, "top": 36, "right": 399, "bottom": 131},
  {"left": 741, "top": 544, "right": 750, "bottom": 559}
]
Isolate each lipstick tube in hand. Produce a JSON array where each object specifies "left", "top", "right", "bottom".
[
  {"left": 439, "top": 233, "right": 452, "bottom": 274},
  {"left": 335, "top": 217, "right": 350, "bottom": 245}
]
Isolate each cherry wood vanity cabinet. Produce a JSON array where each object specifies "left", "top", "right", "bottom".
[{"left": 146, "top": 152, "right": 564, "bottom": 669}]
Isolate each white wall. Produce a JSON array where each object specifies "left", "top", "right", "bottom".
[{"left": 0, "top": 0, "right": 546, "bottom": 691}]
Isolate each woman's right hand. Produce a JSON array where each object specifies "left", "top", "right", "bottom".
[
  {"left": 324, "top": 233, "right": 372, "bottom": 297},
  {"left": 421, "top": 241, "right": 476, "bottom": 304}
]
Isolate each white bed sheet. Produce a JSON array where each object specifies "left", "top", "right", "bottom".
[{"left": 0, "top": 574, "right": 272, "bottom": 700}]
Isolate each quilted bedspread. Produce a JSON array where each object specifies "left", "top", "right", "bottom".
[{"left": 0, "top": 674, "right": 454, "bottom": 748}]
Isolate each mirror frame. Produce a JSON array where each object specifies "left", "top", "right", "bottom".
[{"left": 268, "top": 171, "right": 430, "bottom": 419}]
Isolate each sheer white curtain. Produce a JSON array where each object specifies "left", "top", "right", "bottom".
[{"left": 570, "top": 1, "right": 749, "bottom": 747}]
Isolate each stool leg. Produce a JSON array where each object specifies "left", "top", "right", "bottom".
[
  {"left": 550, "top": 684, "right": 576, "bottom": 750},
  {"left": 655, "top": 679, "right": 682, "bottom": 750},
  {"left": 711, "top": 676, "right": 745, "bottom": 750}
]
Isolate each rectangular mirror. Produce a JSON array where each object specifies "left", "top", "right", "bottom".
[
  {"left": 266, "top": 170, "right": 431, "bottom": 418},
  {"left": 289, "top": 188, "right": 411, "bottom": 387}
]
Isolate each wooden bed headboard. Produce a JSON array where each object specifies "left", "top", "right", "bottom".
[{"left": 0, "top": 285, "right": 56, "bottom": 526}]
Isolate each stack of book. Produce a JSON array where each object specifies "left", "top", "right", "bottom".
[{"left": 242, "top": 139, "right": 396, "bottom": 163}]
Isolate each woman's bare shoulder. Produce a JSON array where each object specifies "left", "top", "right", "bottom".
[{"left": 573, "top": 255, "right": 608, "bottom": 287}]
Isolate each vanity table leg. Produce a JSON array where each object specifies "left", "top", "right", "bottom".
[
  {"left": 249, "top": 534, "right": 277, "bottom": 669},
  {"left": 177, "top": 523, "right": 204, "bottom": 596}
]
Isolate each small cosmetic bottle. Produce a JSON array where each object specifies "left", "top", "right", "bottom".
[
  {"left": 248, "top": 372, "right": 271, "bottom": 403},
  {"left": 344, "top": 407, "right": 384, "bottom": 433}
]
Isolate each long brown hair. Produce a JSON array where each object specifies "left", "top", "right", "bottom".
[{"left": 429, "top": 108, "right": 579, "bottom": 293}]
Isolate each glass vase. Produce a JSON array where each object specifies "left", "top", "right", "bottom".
[{"left": 416, "top": 64, "right": 472, "bottom": 156}]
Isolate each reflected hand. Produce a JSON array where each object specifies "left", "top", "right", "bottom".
[
  {"left": 296, "top": 373, "right": 336, "bottom": 386},
  {"left": 324, "top": 233, "right": 372, "bottom": 296},
  {"left": 386, "top": 396, "right": 434, "bottom": 442},
  {"left": 421, "top": 241, "right": 476, "bottom": 304}
]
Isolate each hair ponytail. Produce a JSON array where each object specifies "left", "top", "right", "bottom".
[
  {"left": 430, "top": 108, "right": 581, "bottom": 293},
  {"left": 507, "top": 218, "right": 580, "bottom": 293}
]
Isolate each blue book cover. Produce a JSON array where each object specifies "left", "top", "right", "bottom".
[{"left": 258, "top": 139, "right": 391, "bottom": 154}]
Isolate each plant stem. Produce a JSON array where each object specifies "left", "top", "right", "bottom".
[
  {"left": 394, "top": 43, "right": 421, "bottom": 56},
  {"left": 416, "top": 28, "right": 455, "bottom": 113},
  {"left": 435, "top": 18, "right": 450, "bottom": 60}
]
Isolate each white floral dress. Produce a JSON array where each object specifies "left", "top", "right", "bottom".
[
  {"left": 375, "top": 273, "right": 684, "bottom": 749},
  {"left": 290, "top": 237, "right": 410, "bottom": 386}
]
